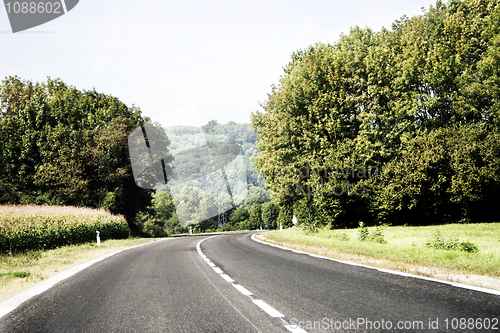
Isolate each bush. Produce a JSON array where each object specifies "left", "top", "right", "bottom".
[
  {"left": 142, "top": 221, "right": 163, "bottom": 238},
  {"left": 277, "top": 203, "right": 294, "bottom": 228},
  {"left": 358, "top": 222, "right": 386, "bottom": 244},
  {"left": 261, "top": 202, "right": 280, "bottom": 229},
  {"left": 294, "top": 199, "right": 321, "bottom": 233},
  {"left": 424, "top": 233, "right": 479, "bottom": 253},
  {"left": 358, "top": 222, "right": 370, "bottom": 241},
  {"left": 229, "top": 206, "right": 249, "bottom": 226}
]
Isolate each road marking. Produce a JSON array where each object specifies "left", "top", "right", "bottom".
[
  {"left": 0, "top": 308, "right": 15, "bottom": 317},
  {"left": 220, "top": 274, "right": 234, "bottom": 283},
  {"left": 196, "top": 235, "right": 308, "bottom": 332},
  {"left": 233, "top": 284, "right": 252, "bottom": 296},
  {"left": 192, "top": 236, "right": 263, "bottom": 333},
  {"left": 251, "top": 233, "right": 500, "bottom": 297},
  {"left": 285, "top": 324, "right": 309, "bottom": 333},
  {"left": 0, "top": 238, "right": 169, "bottom": 319},
  {"left": 252, "top": 299, "right": 284, "bottom": 318},
  {"left": 212, "top": 266, "right": 223, "bottom": 274},
  {"left": 29, "top": 285, "right": 52, "bottom": 296}
]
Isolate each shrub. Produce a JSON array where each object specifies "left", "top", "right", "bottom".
[
  {"left": 358, "top": 222, "right": 370, "bottom": 241},
  {"left": 248, "top": 204, "right": 262, "bottom": 230},
  {"left": 358, "top": 222, "right": 386, "bottom": 244},
  {"left": 424, "top": 233, "right": 479, "bottom": 253},
  {"left": 261, "top": 202, "right": 280, "bottom": 229},
  {"left": 370, "top": 226, "right": 386, "bottom": 244}
]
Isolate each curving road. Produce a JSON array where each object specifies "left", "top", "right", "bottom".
[{"left": 0, "top": 232, "right": 498, "bottom": 332}]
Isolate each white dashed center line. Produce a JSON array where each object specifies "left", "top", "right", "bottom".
[{"left": 196, "top": 235, "right": 307, "bottom": 333}]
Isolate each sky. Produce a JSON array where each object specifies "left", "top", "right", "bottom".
[{"left": 1, "top": 0, "right": 438, "bottom": 128}]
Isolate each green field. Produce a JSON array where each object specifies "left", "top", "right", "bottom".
[
  {"left": 0, "top": 205, "right": 129, "bottom": 252},
  {"left": 260, "top": 223, "right": 500, "bottom": 290}
]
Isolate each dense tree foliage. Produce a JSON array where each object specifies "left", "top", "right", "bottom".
[
  {"left": 0, "top": 77, "right": 153, "bottom": 231},
  {"left": 248, "top": 203, "right": 263, "bottom": 230},
  {"left": 261, "top": 202, "right": 280, "bottom": 229},
  {"left": 252, "top": 0, "right": 500, "bottom": 228},
  {"left": 141, "top": 121, "right": 270, "bottom": 234}
]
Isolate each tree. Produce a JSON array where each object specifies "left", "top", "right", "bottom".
[
  {"left": 261, "top": 202, "right": 280, "bottom": 229},
  {"left": 152, "top": 191, "right": 176, "bottom": 225},
  {"left": 251, "top": 0, "right": 500, "bottom": 228},
  {"left": 375, "top": 123, "right": 500, "bottom": 224},
  {"left": 229, "top": 206, "right": 249, "bottom": 226},
  {"left": 0, "top": 76, "right": 154, "bottom": 232},
  {"left": 277, "top": 201, "right": 294, "bottom": 228},
  {"left": 248, "top": 203, "right": 262, "bottom": 230}
]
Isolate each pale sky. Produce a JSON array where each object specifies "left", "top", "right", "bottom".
[{"left": 1, "top": 0, "right": 437, "bottom": 127}]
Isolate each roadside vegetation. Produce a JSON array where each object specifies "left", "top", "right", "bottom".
[
  {"left": 260, "top": 223, "right": 500, "bottom": 289},
  {"left": 251, "top": 0, "right": 500, "bottom": 228},
  {"left": 0, "top": 237, "right": 155, "bottom": 301},
  {"left": 1, "top": 0, "right": 499, "bottom": 297},
  {"left": 0, "top": 205, "right": 129, "bottom": 253}
]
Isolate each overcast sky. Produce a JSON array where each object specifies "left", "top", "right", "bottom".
[{"left": 1, "top": 0, "right": 437, "bottom": 127}]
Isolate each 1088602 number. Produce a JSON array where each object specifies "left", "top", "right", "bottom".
[
  {"left": 5, "top": 2, "right": 62, "bottom": 14},
  {"left": 444, "top": 318, "right": 498, "bottom": 330}
]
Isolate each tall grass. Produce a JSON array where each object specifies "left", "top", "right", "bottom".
[{"left": 0, "top": 205, "right": 129, "bottom": 253}]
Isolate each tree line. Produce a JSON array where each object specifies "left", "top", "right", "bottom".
[
  {"left": 0, "top": 80, "right": 270, "bottom": 236},
  {"left": 4, "top": 0, "right": 499, "bottom": 234},
  {"left": 251, "top": 0, "right": 500, "bottom": 228}
]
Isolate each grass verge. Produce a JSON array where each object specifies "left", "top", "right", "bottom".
[
  {"left": 0, "top": 237, "right": 157, "bottom": 302},
  {"left": 258, "top": 223, "right": 500, "bottom": 291}
]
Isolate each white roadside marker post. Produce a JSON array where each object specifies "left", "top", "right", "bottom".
[
  {"left": 96, "top": 231, "right": 100, "bottom": 246},
  {"left": 280, "top": 222, "right": 282, "bottom": 230},
  {"left": 189, "top": 226, "right": 192, "bottom": 235}
]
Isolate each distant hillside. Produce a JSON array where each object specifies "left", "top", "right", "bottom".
[{"left": 161, "top": 120, "right": 269, "bottom": 207}]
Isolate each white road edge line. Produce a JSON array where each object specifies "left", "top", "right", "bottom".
[
  {"left": 28, "top": 285, "right": 52, "bottom": 296},
  {"left": 251, "top": 233, "right": 500, "bottom": 297},
  {"left": 0, "top": 238, "right": 169, "bottom": 319}
]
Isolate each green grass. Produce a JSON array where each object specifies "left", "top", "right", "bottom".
[
  {"left": 0, "top": 271, "right": 30, "bottom": 278},
  {"left": 0, "top": 237, "right": 157, "bottom": 301},
  {"left": 261, "top": 223, "right": 500, "bottom": 278}
]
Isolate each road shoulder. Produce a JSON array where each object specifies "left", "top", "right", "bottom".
[{"left": 254, "top": 232, "right": 500, "bottom": 294}]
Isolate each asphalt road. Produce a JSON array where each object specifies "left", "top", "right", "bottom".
[{"left": 0, "top": 232, "right": 498, "bottom": 332}]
